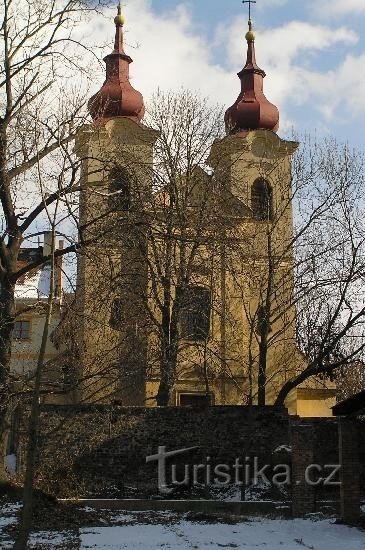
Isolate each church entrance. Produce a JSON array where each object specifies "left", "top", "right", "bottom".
[{"left": 178, "top": 393, "right": 213, "bottom": 407}]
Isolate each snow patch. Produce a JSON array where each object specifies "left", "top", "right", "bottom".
[
  {"left": 29, "top": 531, "right": 70, "bottom": 547},
  {"left": 0, "top": 502, "right": 22, "bottom": 514},
  {"left": 4, "top": 454, "right": 16, "bottom": 475}
]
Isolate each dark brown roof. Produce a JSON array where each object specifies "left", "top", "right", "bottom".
[
  {"left": 332, "top": 389, "right": 365, "bottom": 416},
  {"left": 225, "top": 22, "right": 279, "bottom": 135},
  {"left": 88, "top": 6, "right": 144, "bottom": 123}
]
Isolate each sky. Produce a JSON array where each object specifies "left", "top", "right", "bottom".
[{"left": 85, "top": 0, "right": 365, "bottom": 149}]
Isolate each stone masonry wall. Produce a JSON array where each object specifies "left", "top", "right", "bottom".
[
  {"left": 21, "top": 405, "right": 289, "bottom": 498},
  {"left": 15, "top": 405, "right": 365, "bottom": 504}
]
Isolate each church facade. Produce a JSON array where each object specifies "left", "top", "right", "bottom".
[{"left": 71, "top": 7, "right": 336, "bottom": 416}]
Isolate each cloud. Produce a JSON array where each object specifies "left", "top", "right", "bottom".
[
  {"left": 77, "top": 2, "right": 365, "bottom": 134},
  {"left": 216, "top": 16, "right": 359, "bottom": 128},
  {"left": 301, "top": 53, "right": 365, "bottom": 120},
  {"left": 257, "top": 0, "right": 289, "bottom": 7},
  {"left": 72, "top": 0, "right": 234, "bottom": 118},
  {"left": 318, "top": 0, "right": 365, "bottom": 16},
  {"left": 221, "top": 18, "right": 357, "bottom": 67}
]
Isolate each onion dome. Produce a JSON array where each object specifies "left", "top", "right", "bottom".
[
  {"left": 225, "top": 21, "right": 279, "bottom": 135},
  {"left": 88, "top": 5, "right": 145, "bottom": 123}
]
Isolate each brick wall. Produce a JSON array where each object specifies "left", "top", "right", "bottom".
[{"left": 339, "top": 418, "right": 361, "bottom": 522}]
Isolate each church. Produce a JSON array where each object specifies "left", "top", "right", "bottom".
[{"left": 57, "top": 6, "right": 336, "bottom": 416}]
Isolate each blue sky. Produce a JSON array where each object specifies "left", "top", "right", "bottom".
[
  {"left": 81, "top": 0, "right": 365, "bottom": 148},
  {"left": 99, "top": 0, "right": 365, "bottom": 148},
  {"left": 124, "top": 0, "right": 364, "bottom": 148}
]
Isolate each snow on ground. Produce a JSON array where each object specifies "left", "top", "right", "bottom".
[
  {"left": 0, "top": 503, "right": 364, "bottom": 549},
  {"left": 0, "top": 502, "right": 19, "bottom": 549},
  {"left": 29, "top": 530, "right": 73, "bottom": 547},
  {"left": 79, "top": 517, "right": 365, "bottom": 550}
]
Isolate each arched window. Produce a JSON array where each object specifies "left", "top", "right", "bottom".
[
  {"left": 179, "top": 285, "right": 211, "bottom": 341},
  {"left": 109, "top": 166, "right": 131, "bottom": 211},
  {"left": 251, "top": 178, "right": 272, "bottom": 221},
  {"left": 110, "top": 298, "right": 124, "bottom": 330}
]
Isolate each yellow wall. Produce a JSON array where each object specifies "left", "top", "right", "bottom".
[
  {"left": 11, "top": 303, "right": 61, "bottom": 376},
  {"left": 73, "top": 122, "right": 336, "bottom": 416}
]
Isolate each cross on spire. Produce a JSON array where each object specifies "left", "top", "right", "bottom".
[{"left": 242, "top": 0, "right": 257, "bottom": 23}]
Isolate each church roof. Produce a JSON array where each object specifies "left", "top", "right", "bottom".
[
  {"left": 225, "top": 20, "right": 279, "bottom": 135},
  {"left": 88, "top": 5, "right": 145, "bottom": 123}
]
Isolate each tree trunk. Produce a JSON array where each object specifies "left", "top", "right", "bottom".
[
  {"left": 219, "top": 242, "right": 227, "bottom": 404},
  {"left": 156, "top": 316, "right": 179, "bottom": 406},
  {"left": 0, "top": 277, "right": 15, "bottom": 387},
  {"left": 14, "top": 234, "right": 55, "bottom": 550},
  {"left": 156, "top": 345, "right": 179, "bottom": 406},
  {"left": 156, "top": 291, "right": 180, "bottom": 406},
  {"left": 257, "top": 334, "right": 268, "bottom": 406},
  {"left": 0, "top": 277, "right": 15, "bottom": 481},
  {"left": 257, "top": 231, "right": 274, "bottom": 407}
]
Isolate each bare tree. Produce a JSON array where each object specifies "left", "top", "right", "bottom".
[
  {"left": 71, "top": 88, "right": 365, "bottom": 410},
  {"left": 275, "top": 139, "right": 365, "bottom": 404},
  {"left": 64, "top": 89, "right": 227, "bottom": 406},
  {"left": 143, "top": 90, "right": 226, "bottom": 405},
  {"left": 228, "top": 135, "right": 365, "bottom": 406},
  {"left": 205, "top": 134, "right": 365, "bottom": 407},
  {"left": 14, "top": 210, "right": 59, "bottom": 550},
  {"left": 0, "top": 0, "right": 113, "bottom": 434}
]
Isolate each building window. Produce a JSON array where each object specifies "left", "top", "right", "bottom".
[
  {"left": 251, "top": 178, "right": 272, "bottom": 221},
  {"left": 110, "top": 298, "right": 124, "bottom": 330},
  {"left": 109, "top": 166, "right": 131, "bottom": 211},
  {"left": 179, "top": 286, "right": 211, "bottom": 341},
  {"left": 179, "top": 392, "right": 213, "bottom": 407},
  {"left": 14, "top": 320, "right": 30, "bottom": 340}
]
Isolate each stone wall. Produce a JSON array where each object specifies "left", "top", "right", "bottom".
[
  {"left": 19, "top": 405, "right": 289, "bottom": 498},
  {"left": 15, "top": 405, "right": 365, "bottom": 505}
]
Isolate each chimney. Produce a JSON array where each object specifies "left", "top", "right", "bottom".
[
  {"left": 42, "top": 231, "right": 64, "bottom": 302},
  {"left": 55, "top": 240, "right": 64, "bottom": 302},
  {"left": 43, "top": 231, "right": 53, "bottom": 257}
]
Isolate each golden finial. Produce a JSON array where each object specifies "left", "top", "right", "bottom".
[
  {"left": 245, "top": 20, "right": 255, "bottom": 42},
  {"left": 114, "top": 3, "right": 125, "bottom": 26},
  {"left": 243, "top": 1, "right": 256, "bottom": 41}
]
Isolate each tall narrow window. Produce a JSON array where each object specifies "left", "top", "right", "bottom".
[
  {"left": 179, "top": 286, "right": 211, "bottom": 341},
  {"left": 109, "top": 167, "right": 131, "bottom": 211},
  {"left": 14, "top": 320, "right": 31, "bottom": 340},
  {"left": 110, "top": 298, "right": 124, "bottom": 330},
  {"left": 251, "top": 178, "right": 272, "bottom": 221}
]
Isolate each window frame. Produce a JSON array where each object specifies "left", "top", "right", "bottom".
[
  {"left": 14, "top": 319, "right": 31, "bottom": 341},
  {"left": 108, "top": 166, "right": 132, "bottom": 211},
  {"left": 178, "top": 285, "right": 211, "bottom": 342},
  {"left": 251, "top": 178, "right": 273, "bottom": 221}
]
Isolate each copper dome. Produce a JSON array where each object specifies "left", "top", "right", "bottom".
[
  {"left": 88, "top": 6, "right": 145, "bottom": 123},
  {"left": 225, "top": 22, "right": 279, "bottom": 135}
]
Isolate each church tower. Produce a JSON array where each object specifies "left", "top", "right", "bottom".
[
  {"left": 75, "top": 6, "right": 158, "bottom": 403},
  {"left": 208, "top": 17, "right": 300, "bottom": 407},
  {"left": 205, "top": 17, "right": 335, "bottom": 414}
]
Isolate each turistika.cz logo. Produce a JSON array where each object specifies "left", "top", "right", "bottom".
[{"left": 146, "top": 446, "right": 341, "bottom": 495}]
